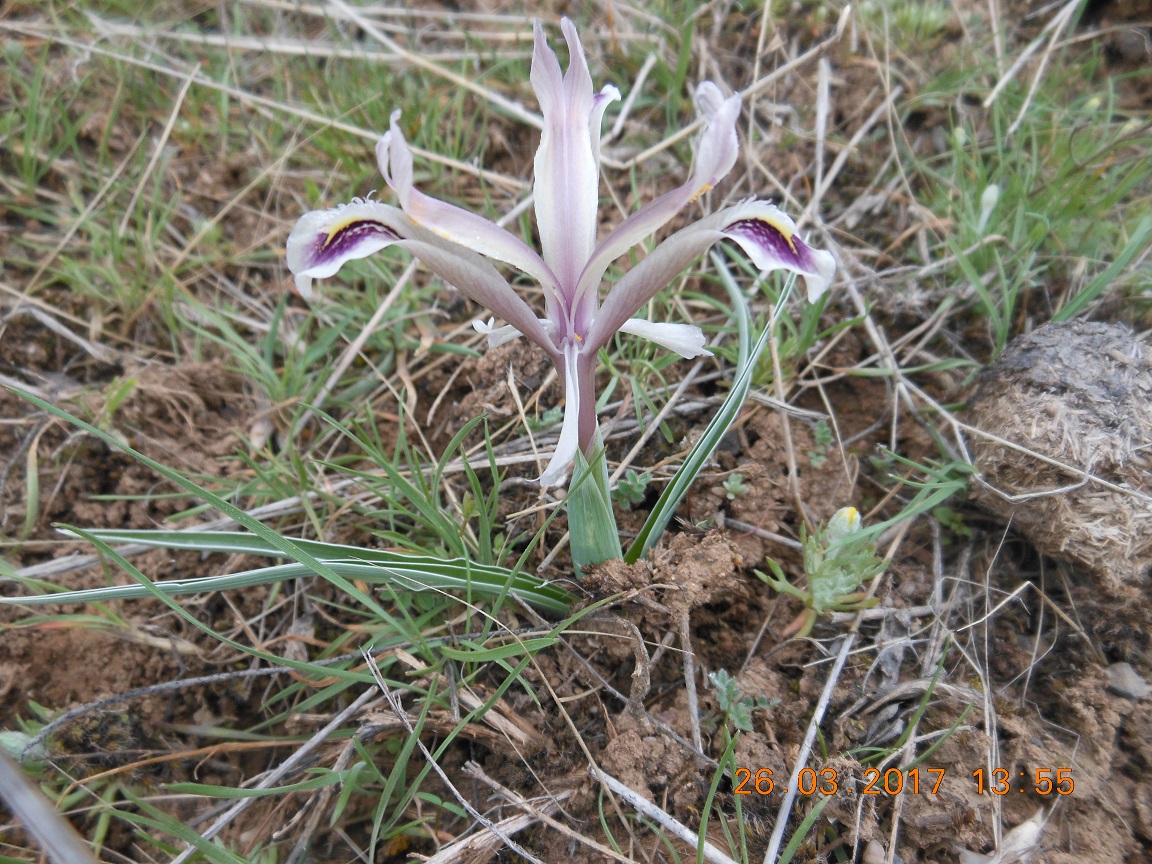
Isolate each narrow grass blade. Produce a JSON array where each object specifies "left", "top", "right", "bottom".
[
  {"left": 861, "top": 454, "right": 972, "bottom": 544},
  {"left": 21, "top": 442, "right": 39, "bottom": 543},
  {"left": 1053, "top": 214, "right": 1152, "bottom": 322},
  {"left": 625, "top": 253, "right": 786, "bottom": 563},
  {"left": 0, "top": 751, "right": 101, "bottom": 864},
  {"left": 775, "top": 795, "right": 833, "bottom": 864},
  {"left": 106, "top": 792, "right": 251, "bottom": 864},
  {"left": 5, "top": 388, "right": 394, "bottom": 619},
  {"left": 3, "top": 528, "right": 574, "bottom": 614},
  {"left": 436, "top": 636, "right": 558, "bottom": 661},
  {"left": 166, "top": 773, "right": 345, "bottom": 798}
]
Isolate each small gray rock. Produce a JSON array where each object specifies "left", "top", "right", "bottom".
[{"left": 1107, "top": 662, "right": 1150, "bottom": 700}]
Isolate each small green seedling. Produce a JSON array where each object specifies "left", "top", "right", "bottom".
[
  {"left": 722, "top": 472, "right": 747, "bottom": 500},
  {"left": 95, "top": 376, "right": 137, "bottom": 434},
  {"left": 612, "top": 469, "right": 651, "bottom": 508},
  {"left": 807, "top": 418, "right": 833, "bottom": 467},
  {"left": 528, "top": 404, "right": 563, "bottom": 433},
  {"left": 709, "top": 668, "right": 778, "bottom": 733},
  {"left": 756, "top": 507, "right": 885, "bottom": 638}
]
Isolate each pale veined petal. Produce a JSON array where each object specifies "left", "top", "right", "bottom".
[
  {"left": 376, "top": 110, "right": 559, "bottom": 294},
  {"left": 691, "top": 82, "right": 741, "bottom": 189},
  {"left": 400, "top": 235, "right": 559, "bottom": 358},
  {"left": 572, "top": 83, "right": 742, "bottom": 306},
  {"left": 531, "top": 18, "right": 611, "bottom": 295},
  {"left": 618, "top": 319, "right": 712, "bottom": 359},
  {"left": 285, "top": 199, "right": 558, "bottom": 357},
  {"left": 539, "top": 341, "right": 582, "bottom": 488},
  {"left": 585, "top": 200, "right": 835, "bottom": 353}
]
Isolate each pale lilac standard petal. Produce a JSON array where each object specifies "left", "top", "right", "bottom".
[
  {"left": 560, "top": 17, "right": 594, "bottom": 104},
  {"left": 530, "top": 20, "right": 565, "bottom": 117},
  {"left": 531, "top": 18, "right": 602, "bottom": 294},
  {"left": 572, "top": 84, "right": 742, "bottom": 305},
  {"left": 720, "top": 202, "right": 837, "bottom": 302},
  {"left": 286, "top": 199, "right": 406, "bottom": 298},
  {"left": 585, "top": 201, "right": 835, "bottom": 352},
  {"left": 618, "top": 319, "right": 712, "bottom": 359},
  {"left": 376, "top": 111, "right": 558, "bottom": 293},
  {"left": 539, "top": 341, "right": 582, "bottom": 487}
]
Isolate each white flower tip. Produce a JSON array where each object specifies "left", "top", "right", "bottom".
[
  {"left": 532, "top": 18, "right": 553, "bottom": 61},
  {"left": 667, "top": 336, "right": 712, "bottom": 360},
  {"left": 538, "top": 460, "right": 569, "bottom": 489},
  {"left": 696, "top": 81, "right": 723, "bottom": 114},
  {"left": 377, "top": 113, "right": 403, "bottom": 168},
  {"left": 805, "top": 247, "right": 838, "bottom": 302},
  {"left": 293, "top": 273, "right": 314, "bottom": 299},
  {"left": 696, "top": 82, "right": 741, "bottom": 120},
  {"left": 687, "top": 85, "right": 741, "bottom": 197},
  {"left": 472, "top": 317, "right": 527, "bottom": 350},
  {"left": 378, "top": 114, "right": 416, "bottom": 206}
]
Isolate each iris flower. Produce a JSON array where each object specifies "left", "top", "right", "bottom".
[{"left": 287, "top": 19, "right": 835, "bottom": 486}]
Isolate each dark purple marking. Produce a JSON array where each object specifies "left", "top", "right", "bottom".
[
  {"left": 307, "top": 220, "right": 400, "bottom": 268},
  {"left": 725, "top": 218, "right": 815, "bottom": 270}
]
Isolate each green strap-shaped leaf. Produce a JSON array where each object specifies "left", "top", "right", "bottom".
[
  {"left": 3, "top": 528, "right": 574, "bottom": 614},
  {"left": 567, "top": 439, "right": 622, "bottom": 573},
  {"left": 626, "top": 254, "right": 788, "bottom": 563}
]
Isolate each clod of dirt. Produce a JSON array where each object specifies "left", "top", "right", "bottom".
[
  {"left": 582, "top": 531, "right": 743, "bottom": 612},
  {"left": 968, "top": 320, "right": 1152, "bottom": 591}
]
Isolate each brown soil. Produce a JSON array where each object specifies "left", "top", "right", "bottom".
[{"left": 7, "top": 304, "right": 1152, "bottom": 861}]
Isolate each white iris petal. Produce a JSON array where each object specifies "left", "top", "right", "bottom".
[{"left": 618, "top": 320, "right": 712, "bottom": 359}]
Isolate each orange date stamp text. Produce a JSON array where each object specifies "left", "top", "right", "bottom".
[
  {"left": 733, "top": 766, "right": 1075, "bottom": 797},
  {"left": 732, "top": 766, "right": 946, "bottom": 797}
]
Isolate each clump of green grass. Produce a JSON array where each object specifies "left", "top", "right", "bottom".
[{"left": 904, "top": 37, "right": 1152, "bottom": 354}]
